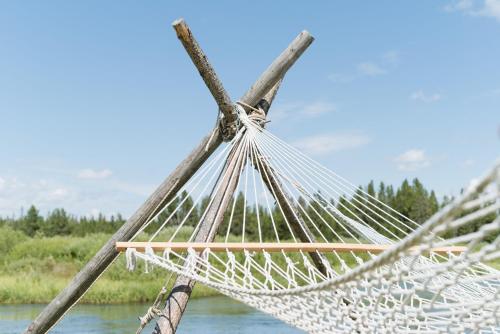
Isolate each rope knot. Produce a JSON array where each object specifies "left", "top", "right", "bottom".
[
  {"left": 125, "top": 247, "right": 137, "bottom": 271},
  {"left": 162, "top": 247, "right": 171, "bottom": 261}
]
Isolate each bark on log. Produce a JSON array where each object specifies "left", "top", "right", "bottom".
[
  {"left": 152, "top": 79, "right": 284, "bottom": 334},
  {"left": 171, "top": 19, "right": 313, "bottom": 139},
  {"left": 153, "top": 136, "right": 247, "bottom": 334},
  {"left": 172, "top": 19, "right": 237, "bottom": 140},
  {"left": 240, "top": 31, "right": 313, "bottom": 108},
  {"left": 253, "top": 145, "right": 327, "bottom": 275},
  {"left": 152, "top": 20, "right": 315, "bottom": 334}
]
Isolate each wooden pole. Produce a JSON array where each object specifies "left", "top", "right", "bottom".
[
  {"left": 115, "top": 242, "right": 467, "bottom": 254},
  {"left": 152, "top": 80, "right": 285, "bottom": 334},
  {"left": 153, "top": 22, "right": 313, "bottom": 334},
  {"left": 252, "top": 143, "right": 328, "bottom": 275},
  {"left": 171, "top": 19, "right": 313, "bottom": 138},
  {"left": 153, "top": 135, "right": 248, "bottom": 334},
  {"left": 240, "top": 31, "right": 313, "bottom": 108},
  {"left": 25, "top": 20, "right": 314, "bottom": 334},
  {"left": 172, "top": 19, "right": 237, "bottom": 140},
  {"left": 245, "top": 84, "right": 329, "bottom": 274}
]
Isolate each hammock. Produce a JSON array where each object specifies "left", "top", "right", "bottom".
[{"left": 120, "top": 106, "right": 500, "bottom": 333}]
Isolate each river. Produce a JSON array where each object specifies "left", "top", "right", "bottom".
[{"left": 0, "top": 296, "right": 302, "bottom": 333}]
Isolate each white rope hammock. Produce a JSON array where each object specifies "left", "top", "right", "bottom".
[{"left": 121, "top": 106, "right": 500, "bottom": 333}]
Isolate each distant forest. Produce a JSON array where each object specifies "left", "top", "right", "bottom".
[{"left": 1, "top": 178, "right": 496, "bottom": 241}]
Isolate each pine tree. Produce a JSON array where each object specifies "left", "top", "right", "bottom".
[
  {"left": 43, "top": 208, "right": 72, "bottom": 236},
  {"left": 394, "top": 179, "right": 412, "bottom": 219},
  {"left": 377, "top": 182, "right": 387, "bottom": 204},
  {"left": 20, "top": 205, "right": 42, "bottom": 237},
  {"left": 364, "top": 180, "right": 379, "bottom": 226},
  {"left": 408, "top": 178, "right": 432, "bottom": 223},
  {"left": 385, "top": 185, "right": 395, "bottom": 207},
  {"left": 428, "top": 191, "right": 439, "bottom": 215}
]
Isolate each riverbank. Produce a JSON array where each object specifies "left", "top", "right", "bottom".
[{"left": 0, "top": 226, "right": 217, "bottom": 304}]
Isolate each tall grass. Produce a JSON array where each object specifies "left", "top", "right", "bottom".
[{"left": 0, "top": 226, "right": 217, "bottom": 304}]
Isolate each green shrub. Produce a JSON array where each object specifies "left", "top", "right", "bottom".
[{"left": 0, "top": 226, "right": 27, "bottom": 260}]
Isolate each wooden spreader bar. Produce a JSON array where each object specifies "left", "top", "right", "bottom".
[{"left": 116, "top": 242, "right": 466, "bottom": 254}]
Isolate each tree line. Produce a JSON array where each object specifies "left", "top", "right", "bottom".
[
  {"left": 1, "top": 178, "right": 496, "bottom": 241},
  {"left": 0, "top": 208, "right": 126, "bottom": 237},
  {"left": 142, "top": 178, "right": 442, "bottom": 241}
]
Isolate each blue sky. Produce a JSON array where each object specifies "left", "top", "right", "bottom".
[{"left": 0, "top": 1, "right": 498, "bottom": 218}]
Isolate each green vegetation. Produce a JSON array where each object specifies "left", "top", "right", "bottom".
[
  {"left": 0, "top": 226, "right": 217, "bottom": 304},
  {"left": 0, "top": 177, "right": 497, "bottom": 304}
]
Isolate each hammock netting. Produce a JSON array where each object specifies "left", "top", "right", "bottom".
[{"left": 125, "top": 107, "right": 500, "bottom": 333}]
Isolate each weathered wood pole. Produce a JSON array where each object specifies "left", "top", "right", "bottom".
[
  {"left": 153, "top": 21, "right": 314, "bottom": 334},
  {"left": 172, "top": 19, "right": 237, "bottom": 140},
  {"left": 152, "top": 81, "right": 283, "bottom": 334},
  {"left": 152, "top": 136, "right": 247, "bottom": 334},
  {"left": 154, "top": 80, "right": 329, "bottom": 334},
  {"left": 25, "top": 19, "right": 313, "bottom": 334},
  {"left": 253, "top": 144, "right": 328, "bottom": 274}
]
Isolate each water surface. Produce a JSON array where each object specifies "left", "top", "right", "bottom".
[{"left": 0, "top": 296, "right": 302, "bottom": 333}]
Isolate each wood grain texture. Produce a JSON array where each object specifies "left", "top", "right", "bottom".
[
  {"left": 240, "top": 30, "right": 313, "bottom": 109},
  {"left": 172, "top": 19, "right": 237, "bottom": 140},
  {"left": 116, "top": 242, "right": 467, "bottom": 254}
]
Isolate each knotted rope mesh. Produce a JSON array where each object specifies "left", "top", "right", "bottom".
[{"left": 126, "top": 107, "right": 500, "bottom": 333}]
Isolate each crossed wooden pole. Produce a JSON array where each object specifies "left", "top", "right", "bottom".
[{"left": 25, "top": 19, "right": 315, "bottom": 334}]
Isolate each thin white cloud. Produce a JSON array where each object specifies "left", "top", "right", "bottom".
[
  {"left": 77, "top": 168, "right": 113, "bottom": 179},
  {"left": 292, "top": 133, "right": 370, "bottom": 156},
  {"left": 484, "top": 87, "right": 500, "bottom": 96},
  {"left": 327, "top": 73, "right": 355, "bottom": 83},
  {"left": 110, "top": 180, "right": 153, "bottom": 197},
  {"left": 357, "top": 62, "right": 386, "bottom": 76},
  {"left": 49, "top": 187, "right": 69, "bottom": 198},
  {"left": 0, "top": 177, "right": 75, "bottom": 215},
  {"left": 330, "top": 50, "right": 399, "bottom": 83},
  {"left": 0, "top": 173, "right": 153, "bottom": 218},
  {"left": 445, "top": 0, "right": 500, "bottom": 21},
  {"left": 410, "top": 90, "right": 442, "bottom": 103},
  {"left": 480, "top": 0, "right": 500, "bottom": 20},
  {"left": 445, "top": 0, "right": 474, "bottom": 11},
  {"left": 271, "top": 100, "right": 335, "bottom": 121},
  {"left": 394, "top": 149, "right": 431, "bottom": 171},
  {"left": 270, "top": 102, "right": 299, "bottom": 121},
  {"left": 382, "top": 50, "right": 400, "bottom": 65},
  {"left": 301, "top": 102, "right": 336, "bottom": 117}
]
